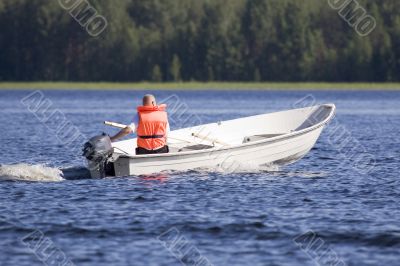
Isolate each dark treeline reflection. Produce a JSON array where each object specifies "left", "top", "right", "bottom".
[{"left": 1, "top": 0, "right": 399, "bottom": 82}]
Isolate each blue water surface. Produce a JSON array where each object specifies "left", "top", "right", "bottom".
[{"left": 0, "top": 89, "right": 399, "bottom": 266}]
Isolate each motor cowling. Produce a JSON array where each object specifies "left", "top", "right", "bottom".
[
  {"left": 82, "top": 134, "right": 114, "bottom": 178},
  {"left": 83, "top": 134, "right": 113, "bottom": 162}
]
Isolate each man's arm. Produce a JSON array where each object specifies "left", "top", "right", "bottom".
[
  {"left": 110, "top": 114, "right": 138, "bottom": 142},
  {"left": 110, "top": 127, "right": 133, "bottom": 142}
]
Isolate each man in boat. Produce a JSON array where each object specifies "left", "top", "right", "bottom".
[{"left": 110, "top": 94, "right": 170, "bottom": 155}]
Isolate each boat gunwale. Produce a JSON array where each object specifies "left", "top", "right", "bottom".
[{"left": 117, "top": 104, "right": 336, "bottom": 159}]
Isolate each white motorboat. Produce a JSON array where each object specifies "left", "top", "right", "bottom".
[{"left": 83, "top": 104, "right": 336, "bottom": 178}]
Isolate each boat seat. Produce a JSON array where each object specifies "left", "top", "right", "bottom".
[
  {"left": 242, "top": 134, "right": 285, "bottom": 144},
  {"left": 295, "top": 106, "right": 331, "bottom": 131},
  {"left": 178, "top": 144, "right": 214, "bottom": 152}
]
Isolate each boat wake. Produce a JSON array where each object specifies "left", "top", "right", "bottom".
[
  {"left": 61, "top": 166, "right": 92, "bottom": 180},
  {"left": 0, "top": 164, "right": 64, "bottom": 182},
  {"left": 0, "top": 163, "right": 325, "bottom": 182},
  {"left": 216, "top": 162, "right": 281, "bottom": 174},
  {"left": 181, "top": 162, "right": 282, "bottom": 175},
  {"left": 162, "top": 163, "right": 328, "bottom": 179},
  {"left": 231, "top": 162, "right": 281, "bottom": 173}
]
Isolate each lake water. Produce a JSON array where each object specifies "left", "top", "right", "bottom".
[{"left": 0, "top": 89, "right": 399, "bottom": 266}]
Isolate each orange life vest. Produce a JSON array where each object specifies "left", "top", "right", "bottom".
[{"left": 136, "top": 104, "right": 168, "bottom": 150}]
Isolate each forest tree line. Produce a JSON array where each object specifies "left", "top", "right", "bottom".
[{"left": 0, "top": 0, "right": 399, "bottom": 82}]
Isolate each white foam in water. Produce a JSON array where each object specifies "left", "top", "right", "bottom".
[
  {"left": 230, "top": 162, "right": 281, "bottom": 173},
  {"left": 195, "top": 161, "right": 281, "bottom": 174},
  {"left": 0, "top": 164, "right": 64, "bottom": 182}
]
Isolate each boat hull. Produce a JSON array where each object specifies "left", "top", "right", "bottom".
[
  {"left": 86, "top": 104, "right": 335, "bottom": 177},
  {"left": 112, "top": 126, "right": 324, "bottom": 176}
]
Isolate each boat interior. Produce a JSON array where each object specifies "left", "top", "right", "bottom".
[{"left": 112, "top": 104, "right": 335, "bottom": 156}]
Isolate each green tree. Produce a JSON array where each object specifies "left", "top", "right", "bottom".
[
  {"left": 169, "top": 54, "right": 182, "bottom": 81},
  {"left": 151, "top": 65, "right": 163, "bottom": 82},
  {"left": 0, "top": 0, "right": 399, "bottom": 82},
  {"left": 254, "top": 68, "right": 261, "bottom": 82}
]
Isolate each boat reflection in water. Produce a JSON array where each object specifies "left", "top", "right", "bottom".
[{"left": 139, "top": 173, "right": 169, "bottom": 183}]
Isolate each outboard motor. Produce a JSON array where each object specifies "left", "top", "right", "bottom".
[{"left": 82, "top": 134, "right": 114, "bottom": 178}]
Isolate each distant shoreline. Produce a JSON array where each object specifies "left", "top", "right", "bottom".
[{"left": 0, "top": 82, "right": 399, "bottom": 91}]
